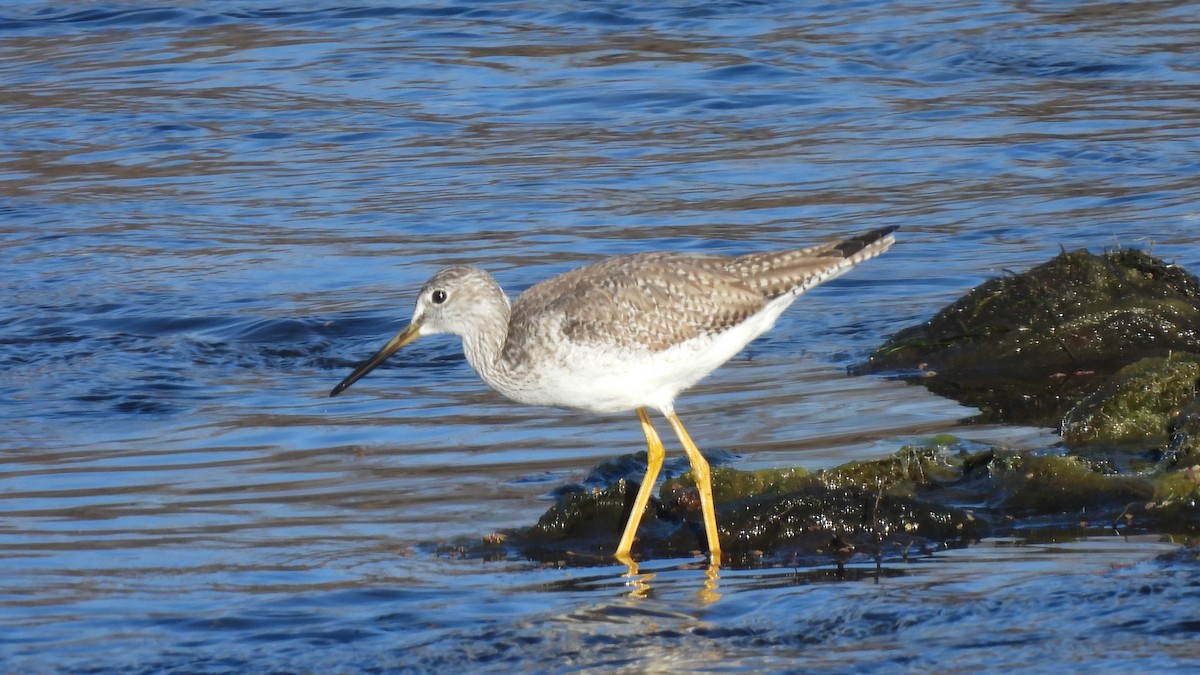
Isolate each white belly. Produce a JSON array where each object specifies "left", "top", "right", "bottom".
[{"left": 483, "top": 293, "right": 796, "bottom": 414}]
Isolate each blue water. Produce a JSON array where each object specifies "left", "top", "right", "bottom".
[{"left": 2, "top": 1, "right": 1199, "bottom": 671}]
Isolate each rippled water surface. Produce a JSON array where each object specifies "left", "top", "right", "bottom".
[{"left": 3, "top": 1, "right": 1200, "bottom": 671}]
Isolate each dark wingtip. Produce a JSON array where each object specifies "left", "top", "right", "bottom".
[{"left": 835, "top": 226, "right": 899, "bottom": 257}]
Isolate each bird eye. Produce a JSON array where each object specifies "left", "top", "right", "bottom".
[{"left": 431, "top": 289, "right": 448, "bottom": 304}]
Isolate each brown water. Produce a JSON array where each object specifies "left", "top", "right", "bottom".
[{"left": 3, "top": 1, "right": 1200, "bottom": 671}]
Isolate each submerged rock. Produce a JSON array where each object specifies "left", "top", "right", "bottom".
[
  {"left": 856, "top": 249, "right": 1200, "bottom": 427},
  {"left": 501, "top": 437, "right": 1200, "bottom": 567},
  {"left": 513, "top": 446, "right": 983, "bottom": 567}
]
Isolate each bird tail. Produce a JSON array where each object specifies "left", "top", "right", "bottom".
[{"left": 726, "top": 226, "right": 898, "bottom": 298}]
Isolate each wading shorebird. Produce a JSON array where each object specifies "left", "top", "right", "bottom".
[{"left": 330, "top": 227, "right": 897, "bottom": 566}]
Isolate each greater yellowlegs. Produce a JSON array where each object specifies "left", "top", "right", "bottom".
[{"left": 330, "top": 227, "right": 897, "bottom": 566}]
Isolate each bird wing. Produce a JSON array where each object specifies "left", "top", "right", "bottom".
[{"left": 508, "top": 253, "right": 769, "bottom": 354}]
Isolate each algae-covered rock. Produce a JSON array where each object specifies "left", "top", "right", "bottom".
[
  {"left": 818, "top": 441, "right": 973, "bottom": 497},
  {"left": 982, "top": 453, "right": 1154, "bottom": 513},
  {"left": 856, "top": 249, "right": 1200, "bottom": 426},
  {"left": 513, "top": 444, "right": 987, "bottom": 565},
  {"left": 684, "top": 484, "right": 982, "bottom": 565},
  {"left": 705, "top": 466, "right": 812, "bottom": 504},
  {"left": 1061, "top": 354, "right": 1200, "bottom": 452},
  {"left": 505, "top": 437, "right": 1200, "bottom": 567}
]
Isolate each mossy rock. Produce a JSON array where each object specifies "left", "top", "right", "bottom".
[
  {"left": 818, "top": 441, "right": 974, "bottom": 497},
  {"left": 1061, "top": 353, "right": 1200, "bottom": 453},
  {"left": 856, "top": 249, "right": 1200, "bottom": 426},
  {"left": 513, "top": 443, "right": 988, "bottom": 564},
  {"left": 485, "top": 435, "right": 1200, "bottom": 567},
  {"left": 982, "top": 454, "right": 1154, "bottom": 514},
  {"left": 684, "top": 484, "right": 984, "bottom": 565}
]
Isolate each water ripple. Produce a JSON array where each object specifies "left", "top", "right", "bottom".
[{"left": 2, "top": 0, "right": 1200, "bottom": 671}]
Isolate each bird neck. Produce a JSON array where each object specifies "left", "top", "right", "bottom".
[{"left": 460, "top": 293, "right": 511, "bottom": 378}]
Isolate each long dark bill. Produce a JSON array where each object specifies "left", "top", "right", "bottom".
[{"left": 329, "top": 322, "right": 422, "bottom": 398}]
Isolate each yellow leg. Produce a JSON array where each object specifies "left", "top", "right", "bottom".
[
  {"left": 615, "top": 407, "right": 666, "bottom": 563},
  {"left": 665, "top": 412, "right": 722, "bottom": 566}
]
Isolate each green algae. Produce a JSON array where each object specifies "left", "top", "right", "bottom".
[
  {"left": 984, "top": 454, "right": 1154, "bottom": 513},
  {"left": 705, "top": 466, "right": 812, "bottom": 504},
  {"left": 1062, "top": 353, "right": 1200, "bottom": 449},
  {"left": 1155, "top": 464, "right": 1200, "bottom": 502},
  {"left": 819, "top": 443, "right": 968, "bottom": 498}
]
